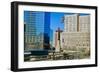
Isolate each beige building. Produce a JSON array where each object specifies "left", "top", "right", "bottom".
[
  {"left": 64, "top": 14, "right": 79, "bottom": 32},
  {"left": 54, "top": 28, "right": 63, "bottom": 52},
  {"left": 61, "top": 32, "right": 90, "bottom": 50},
  {"left": 79, "top": 15, "right": 90, "bottom": 32},
  {"left": 54, "top": 31, "right": 62, "bottom": 52},
  {"left": 61, "top": 14, "right": 90, "bottom": 51}
]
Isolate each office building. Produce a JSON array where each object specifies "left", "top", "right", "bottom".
[
  {"left": 79, "top": 15, "right": 90, "bottom": 32},
  {"left": 64, "top": 14, "right": 79, "bottom": 32},
  {"left": 24, "top": 11, "right": 50, "bottom": 50}
]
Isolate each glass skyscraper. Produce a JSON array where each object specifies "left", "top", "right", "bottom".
[{"left": 24, "top": 11, "right": 50, "bottom": 50}]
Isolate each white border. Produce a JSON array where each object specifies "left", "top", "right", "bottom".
[{"left": 18, "top": 5, "right": 95, "bottom": 68}]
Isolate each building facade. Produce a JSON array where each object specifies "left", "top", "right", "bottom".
[
  {"left": 61, "top": 14, "right": 90, "bottom": 52},
  {"left": 61, "top": 32, "right": 90, "bottom": 50},
  {"left": 64, "top": 14, "right": 79, "bottom": 32},
  {"left": 79, "top": 15, "right": 90, "bottom": 32},
  {"left": 54, "top": 28, "right": 63, "bottom": 52},
  {"left": 24, "top": 11, "right": 50, "bottom": 50}
]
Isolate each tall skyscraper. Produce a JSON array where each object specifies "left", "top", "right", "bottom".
[
  {"left": 64, "top": 14, "right": 79, "bottom": 32},
  {"left": 24, "top": 11, "right": 50, "bottom": 50}
]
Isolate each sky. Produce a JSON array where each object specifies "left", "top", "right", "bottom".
[{"left": 50, "top": 12, "right": 64, "bottom": 32}]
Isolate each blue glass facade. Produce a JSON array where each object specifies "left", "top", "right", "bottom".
[
  {"left": 24, "top": 11, "right": 50, "bottom": 50},
  {"left": 43, "top": 12, "right": 50, "bottom": 48}
]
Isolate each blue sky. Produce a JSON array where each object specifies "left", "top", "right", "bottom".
[{"left": 50, "top": 12, "right": 64, "bottom": 32}]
